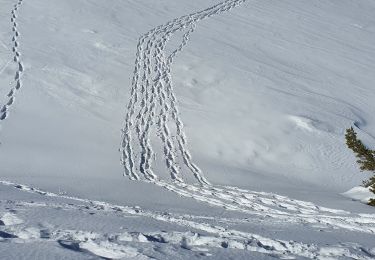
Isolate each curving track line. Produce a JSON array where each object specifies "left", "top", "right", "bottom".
[
  {"left": 0, "top": 0, "right": 25, "bottom": 121},
  {"left": 2, "top": 180, "right": 374, "bottom": 259},
  {"left": 118, "top": 0, "right": 375, "bottom": 245},
  {"left": 154, "top": 180, "right": 375, "bottom": 235},
  {"left": 120, "top": 0, "right": 246, "bottom": 184}
]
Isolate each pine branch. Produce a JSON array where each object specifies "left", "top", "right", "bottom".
[{"left": 345, "top": 127, "right": 375, "bottom": 206}]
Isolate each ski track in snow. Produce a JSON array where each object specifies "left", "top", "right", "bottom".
[
  {"left": 0, "top": 0, "right": 25, "bottom": 121},
  {"left": 1, "top": 180, "right": 375, "bottom": 259}
]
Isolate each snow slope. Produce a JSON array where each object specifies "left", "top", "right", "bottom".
[{"left": 1, "top": 0, "right": 375, "bottom": 259}]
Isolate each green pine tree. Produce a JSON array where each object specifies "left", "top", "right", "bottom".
[{"left": 345, "top": 127, "right": 375, "bottom": 206}]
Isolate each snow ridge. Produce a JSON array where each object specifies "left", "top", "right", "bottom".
[{"left": 0, "top": 0, "right": 25, "bottom": 121}]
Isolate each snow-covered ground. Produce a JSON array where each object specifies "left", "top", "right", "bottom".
[{"left": 1, "top": 0, "right": 375, "bottom": 259}]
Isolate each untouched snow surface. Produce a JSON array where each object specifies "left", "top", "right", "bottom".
[
  {"left": 1, "top": 0, "right": 375, "bottom": 259},
  {"left": 343, "top": 186, "right": 374, "bottom": 204}
]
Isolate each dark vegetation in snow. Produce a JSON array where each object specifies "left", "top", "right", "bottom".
[{"left": 345, "top": 127, "right": 375, "bottom": 206}]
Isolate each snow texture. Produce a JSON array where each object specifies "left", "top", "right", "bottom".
[{"left": 1, "top": 0, "right": 375, "bottom": 259}]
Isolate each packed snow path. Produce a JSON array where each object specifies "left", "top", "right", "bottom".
[
  {"left": 1, "top": 180, "right": 375, "bottom": 259},
  {"left": 0, "top": 0, "right": 24, "bottom": 121}
]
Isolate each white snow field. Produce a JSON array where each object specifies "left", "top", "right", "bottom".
[{"left": 1, "top": 0, "right": 375, "bottom": 259}]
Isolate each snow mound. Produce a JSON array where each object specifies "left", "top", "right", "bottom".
[
  {"left": 0, "top": 213, "right": 23, "bottom": 226},
  {"left": 343, "top": 186, "right": 374, "bottom": 204}
]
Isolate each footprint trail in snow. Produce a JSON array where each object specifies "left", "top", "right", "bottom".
[
  {"left": 0, "top": 0, "right": 373, "bottom": 259},
  {"left": 0, "top": 0, "right": 25, "bottom": 121},
  {"left": 120, "top": 0, "right": 249, "bottom": 184},
  {"left": 119, "top": 0, "right": 375, "bottom": 254},
  {"left": 1, "top": 180, "right": 375, "bottom": 259}
]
